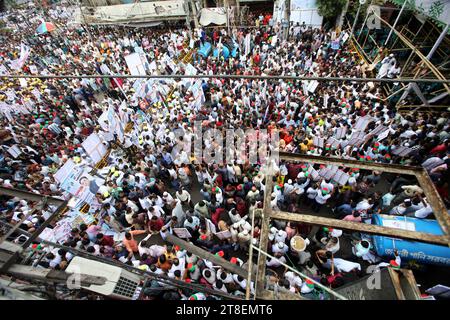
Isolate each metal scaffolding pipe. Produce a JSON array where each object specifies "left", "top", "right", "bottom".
[
  {"left": 251, "top": 245, "right": 348, "bottom": 300},
  {"left": 0, "top": 187, "right": 65, "bottom": 206},
  {"left": 0, "top": 221, "right": 242, "bottom": 300},
  {"left": 0, "top": 200, "right": 69, "bottom": 273},
  {"left": 426, "top": 24, "right": 450, "bottom": 60},
  {"left": 350, "top": 3, "right": 362, "bottom": 39},
  {"left": 1, "top": 74, "right": 450, "bottom": 83},
  {"left": 385, "top": 0, "right": 409, "bottom": 45}
]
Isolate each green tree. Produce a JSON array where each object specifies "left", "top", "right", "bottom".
[{"left": 316, "top": 0, "right": 348, "bottom": 19}]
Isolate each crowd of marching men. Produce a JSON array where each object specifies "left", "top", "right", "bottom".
[{"left": 0, "top": 2, "right": 449, "bottom": 299}]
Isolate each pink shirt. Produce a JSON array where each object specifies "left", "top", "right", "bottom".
[{"left": 343, "top": 215, "right": 362, "bottom": 222}]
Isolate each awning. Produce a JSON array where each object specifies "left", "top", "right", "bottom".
[{"left": 199, "top": 8, "right": 227, "bottom": 26}]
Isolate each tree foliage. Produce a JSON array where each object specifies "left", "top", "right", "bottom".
[{"left": 317, "top": 0, "right": 348, "bottom": 19}]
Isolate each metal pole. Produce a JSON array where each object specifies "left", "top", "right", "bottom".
[
  {"left": 0, "top": 201, "right": 68, "bottom": 273},
  {"left": 398, "top": 23, "right": 449, "bottom": 105},
  {"left": 165, "top": 233, "right": 254, "bottom": 280},
  {"left": 254, "top": 162, "right": 273, "bottom": 297},
  {"left": 350, "top": 3, "right": 362, "bottom": 39},
  {"left": 0, "top": 198, "right": 47, "bottom": 248},
  {"left": 1, "top": 74, "right": 449, "bottom": 84},
  {"left": 337, "top": 0, "right": 350, "bottom": 31},
  {"left": 357, "top": 0, "right": 373, "bottom": 42},
  {"left": 426, "top": 23, "right": 449, "bottom": 60},
  {"left": 79, "top": 0, "right": 94, "bottom": 41},
  {"left": 191, "top": 0, "right": 200, "bottom": 29},
  {"left": 0, "top": 187, "right": 64, "bottom": 206},
  {"left": 184, "top": 0, "right": 192, "bottom": 37},
  {"left": 245, "top": 207, "right": 257, "bottom": 300},
  {"left": 225, "top": 0, "right": 230, "bottom": 35},
  {"left": 385, "top": 0, "right": 408, "bottom": 46},
  {"left": 0, "top": 220, "right": 242, "bottom": 300},
  {"left": 251, "top": 245, "right": 348, "bottom": 300}
]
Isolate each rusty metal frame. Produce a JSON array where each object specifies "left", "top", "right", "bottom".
[{"left": 255, "top": 152, "right": 450, "bottom": 299}]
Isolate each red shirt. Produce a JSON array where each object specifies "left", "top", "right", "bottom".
[
  {"left": 253, "top": 54, "right": 261, "bottom": 65},
  {"left": 99, "top": 235, "right": 114, "bottom": 247},
  {"left": 214, "top": 174, "right": 223, "bottom": 188},
  {"left": 211, "top": 207, "right": 225, "bottom": 226},
  {"left": 236, "top": 200, "right": 248, "bottom": 217},
  {"left": 430, "top": 144, "right": 447, "bottom": 154},
  {"left": 287, "top": 163, "right": 302, "bottom": 180},
  {"left": 149, "top": 218, "right": 164, "bottom": 232}
]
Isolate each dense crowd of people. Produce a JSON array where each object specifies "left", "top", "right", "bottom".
[{"left": 0, "top": 2, "right": 449, "bottom": 300}]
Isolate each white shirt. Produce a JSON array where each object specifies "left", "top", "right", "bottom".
[
  {"left": 274, "top": 230, "right": 287, "bottom": 243},
  {"left": 321, "top": 180, "right": 334, "bottom": 193},
  {"left": 415, "top": 204, "right": 433, "bottom": 218},
  {"left": 356, "top": 199, "right": 373, "bottom": 212},
  {"left": 217, "top": 270, "right": 234, "bottom": 284},
  {"left": 266, "top": 256, "right": 286, "bottom": 267},
  {"left": 149, "top": 244, "right": 166, "bottom": 258},
  {"left": 272, "top": 243, "right": 289, "bottom": 254},
  {"left": 285, "top": 271, "right": 303, "bottom": 288},
  {"left": 315, "top": 192, "right": 331, "bottom": 204},
  {"left": 323, "top": 258, "right": 361, "bottom": 273},
  {"left": 176, "top": 190, "right": 191, "bottom": 202},
  {"left": 307, "top": 187, "right": 318, "bottom": 199}
]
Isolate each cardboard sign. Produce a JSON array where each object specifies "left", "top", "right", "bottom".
[
  {"left": 38, "top": 227, "right": 57, "bottom": 242},
  {"left": 377, "top": 129, "right": 390, "bottom": 142},
  {"left": 206, "top": 218, "right": 217, "bottom": 234},
  {"left": 319, "top": 165, "right": 339, "bottom": 181},
  {"left": 307, "top": 165, "right": 320, "bottom": 181},
  {"left": 54, "top": 159, "right": 76, "bottom": 183},
  {"left": 370, "top": 124, "right": 388, "bottom": 137},
  {"left": 0, "top": 64, "right": 7, "bottom": 75},
  {"left": 29, "top": 65, "right": 38, "bottom": 74},
  {"left": 334, "top": 127, "right": 347, "bottom": 140},
  {"left": 333, "top": 170, "right": 350, "bottom": 186},
  {"left": 392, "top": 146, "right": 413, "bottom": 157},
  {"left": 326, "top": 137, "right": 340, "bottom": 150},
  {"left": 313, "top": 136, "right": 325, "bottom": 148},
  {"left": 31, "top": 88, "right": 41, "bottom": 101},
  {"left": 5, "top": 90, "right": 16, "bottom": 101},
  {"left": 173, "top": 228, "right": 192, "bottom": 239},
  {"left": 214, "top": 230, "right": 232, "bottom": 240},
  {"left": 82, "top": 133, "right": 108, "bottom": 164},
  {"left": 341, "top": 32, "right": 349, "bottom": 44},
  {"left": 124, "top": 52, "right": 147, "bottom": 76},
  {"left": 354, "top": 116, "right": 373, "bottom": 131},
  {"left": 307, "top": 80, "right": 319, "bottom": 93},
  {"left": 7, "top": 145, "right": 22, "bottom": 158}
]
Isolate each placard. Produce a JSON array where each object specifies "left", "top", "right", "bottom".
[
  {"left": 392, "top": 146, "right": 413, "bottom": 157},
  {"left": 54, "top": 159, "right": 77, "bottom": 183},
  {"left": 214, "top": 230, "right": 232, "bottom": 240},
  {"left": 7, "top": 145, "right": 22, "bottom": 158},
  {"left": 333, "top": 170, "right": 350, "bottom": 186},
  {"left": 313, "top": 136, "right": 324, "bottom": 148},
  {"left": 0, "top": 64, "right": 7, "bottom": 75},
  {"left": 124, "top": 52, "right": 147, "bottom": 76},
  {"left": 173, "top": 228, "right": 192, "bottom": 239},
  {"left": 334, "top": 127, "right": 347, "bottom": 140},
  {"left": 82, "top": 133, "right": 108, "bottom": 164}
]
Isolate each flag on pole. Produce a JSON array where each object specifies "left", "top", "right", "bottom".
[{"left": 9, "top": 43, "right": 31, "bottom": 71}]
